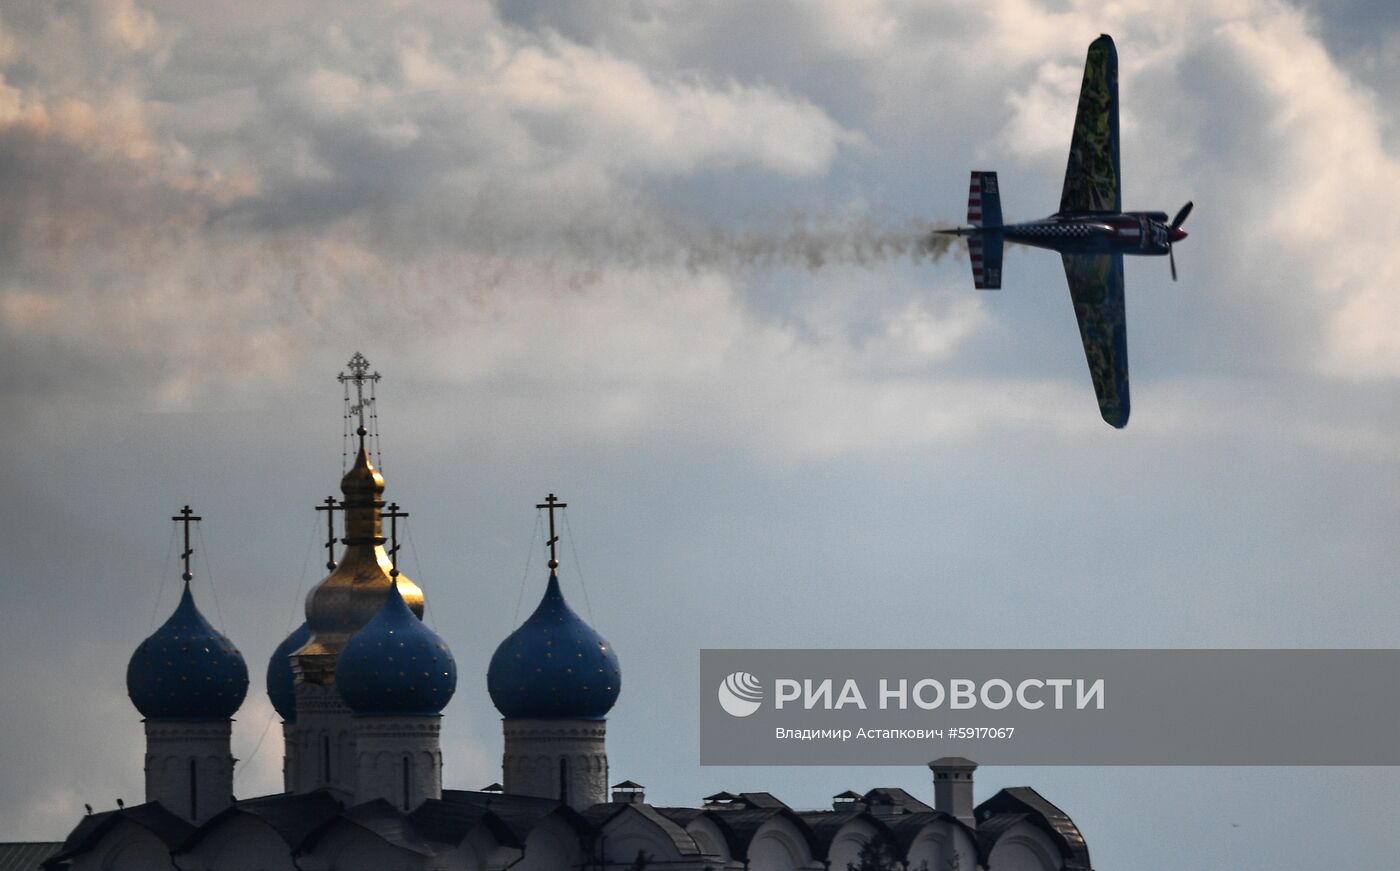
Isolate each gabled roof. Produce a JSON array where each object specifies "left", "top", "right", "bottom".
[
  {"left": 580, "top": 803, "right": 700, "bottom": 857},
  {"left": 410, "top": 796, "right": 516, "bottom": 849},
  {"left": 883, "top": 810, "right": 976, "bottom": 854},
  {"left": 176, "top": 790, "right": 343, "bottom": 854},
  {"left": 863, "top": 787, "right": 933, "bottom": 813},
  {"left": 975, "top": 787, "right": 1092, "bottom": 870},
  {"left": 302, "top": 799, "right": 439, "bottom": 857},
  {"left": 652, "top": 806, "right": 704, "bottom": 826},
  {"left": 736, "top": 791, "right": 787, "bottom": 809},
  {"left": 702, "top": 791, "right": 739, "bottom": 803},
  {"left": 437, "top": 790, "right": 591, "bottom": 844},
  {"left": 42, "top": 784, "right": 1090, "bottom": 871},
  {"left": 257, "top": 789, "right": 586, "bottom": 861},
  {"left": 796, "top": 809, "right": 886, "bottom": 857},
  {"left": 696, "top": 791, "right": 788, "bottom": 810},
  {"left": 973, "top": 810, "right": 1028, "bottom": 854},
  {"left": 666, "top": 805, "right": 819, "bottom": 861},
  {"left": 44, "top": 803, "right": 194, "bottom": 869},
  {"left": 0, "top": 843, "right": 62, "bottom": 871}
]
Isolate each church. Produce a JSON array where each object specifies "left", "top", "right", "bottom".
[{"left": 39, "top": 357, "right": 1096, "bottom": 871}]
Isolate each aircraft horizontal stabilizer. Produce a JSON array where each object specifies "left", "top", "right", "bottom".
[{"left": 969, "top": 234, "right": 1003, "bottom": 290}]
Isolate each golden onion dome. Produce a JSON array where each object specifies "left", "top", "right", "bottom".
[
  {"left": 339, "top": 442, "right": 386, "bottom": 496},
  {"left": 294, "top": 441, "right": 424, "bottom": 685}
]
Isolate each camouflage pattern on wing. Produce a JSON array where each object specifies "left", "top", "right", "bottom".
[
  {"left": 1061, "top": 253, "right": 1129, "bottom": 428},
  {"left": 1060, "top": 35, "right": 1120, "bottom": 214}
]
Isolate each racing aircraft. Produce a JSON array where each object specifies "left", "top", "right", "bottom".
[{"left": 938, "top": 34, "right": 1192, "bottom": 428}]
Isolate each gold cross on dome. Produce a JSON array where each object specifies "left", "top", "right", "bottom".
[{"left": 337, "top": 352, "right": 381, "bottom": 433}]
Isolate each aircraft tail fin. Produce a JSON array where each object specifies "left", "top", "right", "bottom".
[
  {"left": 966, "top": 171, "right": 1003, "bottom": 289},
  {"left": 968, "top": 171, "right": 1002, "bottom": 228},
  {"left": 968, "top": 231, "right": 1003, "bottom": 290}
]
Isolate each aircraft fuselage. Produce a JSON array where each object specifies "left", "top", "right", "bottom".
[
  {"left": 936, "top": 35, "right": 1194, "bottom": 427},
  {"left": 994, "top": 211, "right": 1187, "bottom": 256}
]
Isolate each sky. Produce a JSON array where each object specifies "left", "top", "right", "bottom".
[{"left": 2, "top": 0, "right": 1399, "bottom": 868}]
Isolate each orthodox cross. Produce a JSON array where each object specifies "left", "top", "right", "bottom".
[
  {"left": 337, "top": 352, "right": 381, "bottom": 437},
  {"left": 383, "top": 502, "right": 409, "bottom": 578},
  {"left": 171, "top": 505, "right": 201, "bottom": 583},
  {"left": 536, "top": 493, "right": 567, "bottom": 571},
  {"left": 314, "top": 497, "right": 341, "bottom": 571}
]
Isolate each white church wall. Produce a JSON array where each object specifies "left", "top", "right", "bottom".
[
  {"left": 501, "top": 719, "right": 609, "bottom": 809},
  {"left": 301, "top": 821, "right": 431, "bottom": 871},
  {"left": 600, "top": 806, "right": 698, "bottom": 867},
  {"left": 684, "top": 815, "right": 732, "bottom": 861},
  {"left": 515, "top": 814, "right": 585, "bottom": 871},
  {"left": 288, "top": 681, "right": 357, "bottom": 800},
  {"left": 747, "top": 817, "right": 818, "bottom": 871},
  {"left": 142, "top": 721, "right": 234, "bottom": 824},
  {"left": 442, "top": 825, "right": 520, "bottom": 871},
  {"left": 905, "top": 819, "right": 978, "bottom": 871},
  {"left": 178, "top": 812, "right": 298, "bottom": 871},
  {"left": 69, "top": 819, "right": 171, "bottom": 871},
  {"left": 351, "top": 716, "right": 444, "bottom": 809},
  {"left": 985, "top": 821, "right": 1062, "bottom": 871},
  {"left": 826, "top": 817, "right": 882, "bottom": 871}
]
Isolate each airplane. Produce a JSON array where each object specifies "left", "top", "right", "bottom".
[{"left": 938, "top": 34, "right": 1192, "bottom": 428}]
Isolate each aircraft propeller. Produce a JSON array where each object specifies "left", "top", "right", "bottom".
[{"left": 1168, "top": 201, "right": 1193, "bottom": 282}]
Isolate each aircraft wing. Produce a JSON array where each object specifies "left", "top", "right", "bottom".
[
  {"left": 1061, "top": 253, "right": 1129, "bottom": 428},
  {"left": 1060, "top": 34, "right": 1121, "bottom": 213}
]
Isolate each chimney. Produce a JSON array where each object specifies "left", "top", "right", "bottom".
[
  {"left": 832, "top": 790, "right": 864, "bottom": 812},
  {"left": 612, "top": 780, "right": 645, "bottom": 804},
  {"left": 928, "top": 757, "right": 978, "bottom": 827}
]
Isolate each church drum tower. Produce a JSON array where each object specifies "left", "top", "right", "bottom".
[
  {"left": 266, "top": 354, "right": 427, "bottom": 799},
  {"left": 487, "top": 494, "right": 621, "bottom": 810},
  {"left": 125, "top": 506, "right": 249, "bottom": 825}
]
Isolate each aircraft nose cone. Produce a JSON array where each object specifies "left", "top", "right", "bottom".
[{"left": 1171, "top": 227, "right": 1188, "bottom": 242}]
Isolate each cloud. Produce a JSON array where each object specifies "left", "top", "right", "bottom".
[
  {"left": 1212, "top": 12, "right": 1400, "bottom": 377},
  {"left": 485, "top": 33, "right": 859, "bottom": 178},
  {"left": 1, "top": 0, "right": 1399, "bottom": 454},
  {"left": 0, "top": 0, "right": 894, "bottom": 419}
]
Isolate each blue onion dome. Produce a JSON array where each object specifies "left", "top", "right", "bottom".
[
  {"left": 488, "top": 573, "right": 620, "bottom": 720},
  {"left": 127, "top": 584, "right": 249, "bottom": 721},
  {"left": 266, "top": 622, "right": 312, "bottom": 723},
  {"left": 336, "top": 579, "right": 457, "bottom": 715}
]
